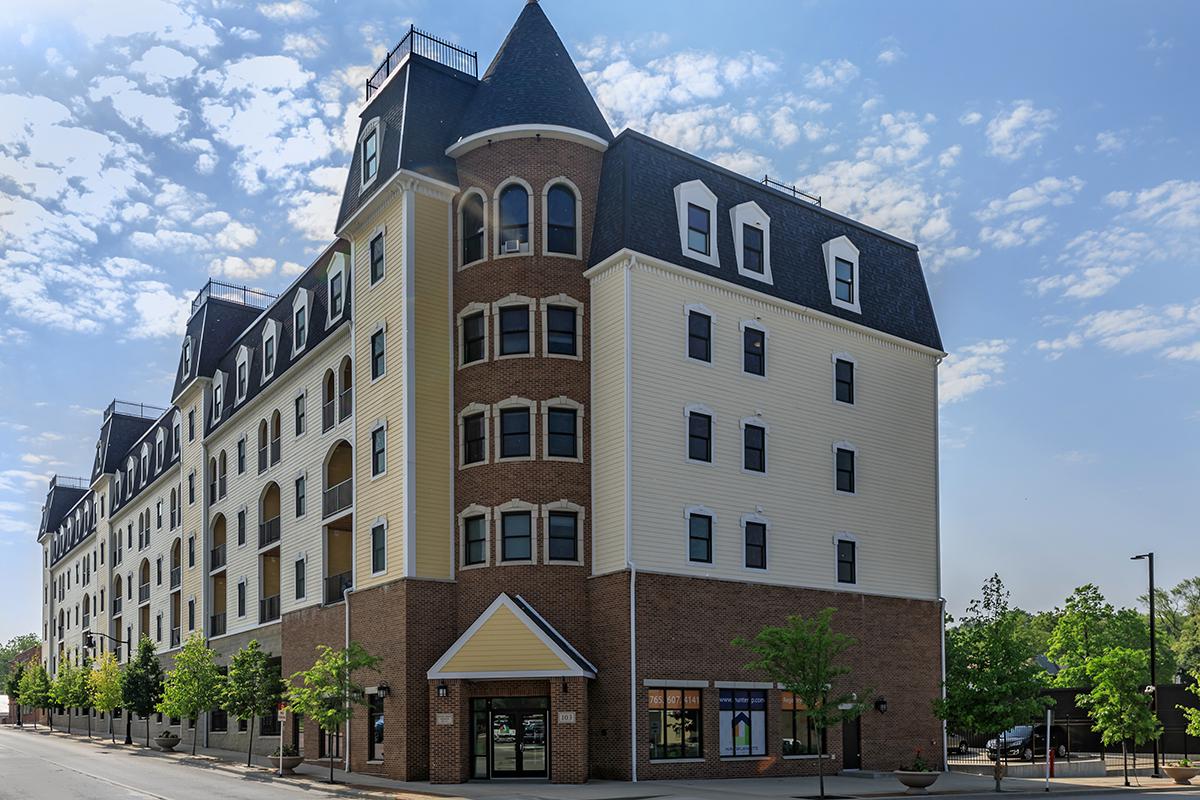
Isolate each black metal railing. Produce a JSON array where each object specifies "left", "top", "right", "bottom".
[
  {"left": 170, "top": 628, "right": 180, "bottom": 648},
  {"left": 170, "top": 566, "right": 181, "bottom": 589},
  {"left": 338, "top": 389, "right": 352, "bottom": 421},
  {"left": 112, "top": 597, "right": 122, "bottom": 615},
  {"left": 259, "top": 595, "right": 280, "bottom": 623},
  {"left": 210, "top": 543, "right": 226, "bottom": 570},
  {"left": 210, "top": 613, "right": 226, "bottom": 637},
  {"left": 322, "top": 400, "right": 335, "bottom": 432},
  {"left": 138, "top": 584, "right": 150, "bottom": 603},
  {"left": 259, "top": 517, "right": 281, "bottom": 549},
  {"left": 324, "top": 572, "right": 353, "bottom": 605},
  {"left": 103, "top": 400, "right": 166, "bottom": 421},
  {"left": 258, "top": 446, "right": 268, "bottom": 474},
  {"left": 49, "top": 474, "right": 90, "bottom": 490},
  {"left": 270, "top": 438, "right": 280, "bottom": 465},
  {"left": 761, "top": 175, "right": 822, "bottom": 206},
  {"left": 190, "top": 279, "right": 277, "bottom": 316},
  {"left": 365, "top": 25, "right": 478, "bottom": 101},
  {"left": 323, "top": 479, "right": 353, "bottom": 518}
]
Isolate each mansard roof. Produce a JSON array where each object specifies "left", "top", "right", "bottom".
[{"left": 588, "top": 130, "right": 944, "bottom": 353}]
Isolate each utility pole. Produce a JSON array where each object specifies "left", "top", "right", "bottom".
[{"left": 1132, "top": 552, "right": 1160, "bottom": 778}]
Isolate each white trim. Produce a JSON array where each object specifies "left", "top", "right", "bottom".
[
  {"left": 674, "top": 180, "right": 720, "bottom": 267},
  {"left": 730, "top": 201, "right": 772, "bottom": 283},
  {"left": 358, "top": 117, "right": 383, "bottom": 192},
  {"left": 404, "top": 185, "right": 418, "bottom": 580},
  {"left": 822, "top": 235, "right": 861, "bottom": 314},
  {"left": 495, "top": 499, "right": 537, "bottom": 564},
  {"left": 739, "top": 416, "right": 768, "bottom": 476},
  {"left": 369, "top": 517, "right": 388, "bottom": 576},
  {"left": 643, "top": 678, "right": 709, "bottom": 688},
  {"left": 457, "top": 505, "right": 491, "bottom": 569},
  {"left": 540, "top": 293, "right": 583, "bottom": 361},
  {"left": 493, "top": 177, "right": 534, "bottom": 257},
  {"left": 714, "top": 680, "right": 773, "bottom": 689},
  {"left": 683, "top": 303, "right": 715, "bottom": 366},
  {"left": 493, "top": 398, "right": 535, "bottom": 463},
  {"left": 457, "top": 188, "right": 488, "bottom": 270},
  {"left": 367, "top": 224, "right": 387, "bottom": 286},
  {"left": 684, "top": 403, "right": 715, "bottom": 466},
  {"left": 446, "top": 124, "right": 609, "bottom": 158},
  {"left": 684, "top": 504, "right": 716, "bottom": 565},
  {"left": 457, "top": 402, "right": 491, "bottom": 469},
  {"left": 492, "top": 294, "right": 535, "bottom": 359},
  {"left": 832, "top": 351, "right": 857, "bottom": 406},
  {"left": 833, "top": 440, "right": 857, "bottom": 496},
  {"left": 261, "top": 319, "right": 280, "bottom": 383},
  {"left": 740, "top": 512, "right": 770, "bottom": 572},
  {"left": 291, "top": 289, "right": 310, "bottom": 356},
  {"left": 210, "top": 373, "right": 224, "bottom": 424},
  {"left": 456, "top": 301, "right": 491, "bottom": 368},
  {"left": 427, "top": 592, "right": 594, "bottom": 678},
  {"left": 540, "top": 397, "right": 584, "bottom": 463},
  {"left": 540, "top": 500, "right": 585, "bottom": 566},
  {"left": 326, "top": 251, "right": 348, "bottom": 326},
  {"left": 834, "top": 531, "right": 858, "bottom": 585},
  {"left": 541, "top": 177, "right": 583, "bottom": 260},
  {"left": 740, "top": 318, "right": 768, "bottom": 378}
]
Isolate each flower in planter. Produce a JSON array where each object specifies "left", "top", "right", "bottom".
[
  {"left": 271, "top": 744, "right": 300, "bottom": 758},
  {"left": 899, "top": 748, "right": 933, "bottom": 772},
  {"left": 156, "top": 730, "right": 180, "bottom": 739}
]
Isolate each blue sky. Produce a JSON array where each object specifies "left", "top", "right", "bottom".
[{"left": 0, "top": 0, "right": 1197, "bottom": 641}]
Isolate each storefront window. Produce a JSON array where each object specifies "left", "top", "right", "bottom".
[
  {"left": 368, "top": 693, "right": 384, "bottom": 761},
  {"left": 719, "top": 688, "right": 766, "bottom": 756},
  {"left": 781, "top": 691, "right": 822, "bottom": 755},
  {"left": 648, "top": 687, "right": 702, "bottom": 760}
]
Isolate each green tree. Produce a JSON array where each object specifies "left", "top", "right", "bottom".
[
  {"left": 89, "top": 652, "right": 124, "bottom": 743},
  {"left": 1176, "top": 617, "right": 1200, "bottom": 677},
  {"left": 222, "top": 640, "right": 282, "bottom": 767},
  {"left": 1077, "top": 648, "right": 1161, "bottom": 786},
  {"left": 934, "top": 574, "right": 1050, "bottom": 792},
  {"left": 734, "top": 608, "right": 865, "bottom": 799},
  {"left": 1047, "top": 584, "right": 1153, "bottom": 687},
  {"left": 0, "top": 633, "right": 39, "bottom": 686},
  {"left": 157, "top": 634, "right": 223, "bottom": 755},
  {"left": 5, "top": 661, "right": 25, "bottom": 727},
  {"left": 285, "top": 642, "right": 380, "bottom": 783},
  {"left": 74, "top": 655, "right": 94, "bottom": 738},
  {"left": 17, "top": 662, "right": 52, "bottom": 731},
  {"left": 51, "top": 661, "right": 84, "bottom": 735},
  {"left": 122, "top": 636, "right": 165, "bottom": 748}
]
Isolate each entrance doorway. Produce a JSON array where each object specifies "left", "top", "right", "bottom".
[
  {"left": 470, "top": 697, "right": 549, "bottom": 779},
  {"left": 842, "top": 716, "right": 862, "bottom": 769}
]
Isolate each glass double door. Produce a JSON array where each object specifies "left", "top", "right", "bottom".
[{"left": 490, "top": 708, "right": 547, "bottom": 777}]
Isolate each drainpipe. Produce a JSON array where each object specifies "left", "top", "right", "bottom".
[
  {"left": 627, "top": 560, "right": 637, "bottom": 782},
  {"left": 940, "top": 596, "right": 948, "bottom": 771},
  {"left": 343, "top": 585, "right": 353, "bottom": 776}
]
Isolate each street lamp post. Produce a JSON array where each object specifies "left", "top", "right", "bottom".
[
  {"left": 83, "top": 629, "right": 133, "bottom": 745},
  {"left": 1131, "top": 553, "right": 1160, "bottom": 778}
]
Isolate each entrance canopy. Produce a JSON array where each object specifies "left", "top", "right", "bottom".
[{"left": 427, "top": 593, "right": 596, "bottom": 680}]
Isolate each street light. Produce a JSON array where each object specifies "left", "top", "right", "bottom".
[
  {"left": 1131, "top": 552, "right": 1161, "bottom": 778},
  {"left": 83, "top": 629, "right": 133, "bottom": 745}
]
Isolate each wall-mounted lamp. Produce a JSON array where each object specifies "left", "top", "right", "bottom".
[
  {"left": 377, "top": 682, "right": 391, "bottom": 699},
  {"left": 436, "top": 683, "right": 449, "bottom": 698},
  {"left": 561, "top": 680, "right": 569, "bottom": 694},
  {"left": 874, "top": 697, "right": 888, "bottom": 713}
]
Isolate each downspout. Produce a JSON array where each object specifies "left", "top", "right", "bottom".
[
  {"left": 934, "top": 355, "right": 947, "bottom": 771},
  {"left": 624, "top": 261, "right": 637, "bottom": 782},
  {"left": 345, "top": 236, "right": 358, "bottom": 779},
  {"left": 627, "top": 560, "right": 637, "bottom": 783},
  {"left": 343, "top": 585, "right": 354, "bottom": 776}
]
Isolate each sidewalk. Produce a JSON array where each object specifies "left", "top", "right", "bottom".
[{"left": 5, "top": 724, "right": 1199, "bottom": 800}]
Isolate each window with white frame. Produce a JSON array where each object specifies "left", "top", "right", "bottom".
[
  {"left": 541, "top": 294, "right": 582, "bottom": 359},
  {"left": 327, "top": 252, "right": 347, "bottom": 323},
  {"left": 835, "top": 534, "right": 857, "bottom": 584},
  {"left": 294, "top": 555, "right": 306, "bottom": 599},
  {"left": 742, "top": 514, "right": 768, "bottom": 570},
  {"left": 543, "top": 179, "right": 580, "bottom": 257},
  {"left": 459, "top": 506, "right": 489, "bottom": 568},
  {"left": 235, "top": 347, "right": 249, "bottom": 402},
  {"left": 834, "top": 441, "right": 856, "bottom": 494},
  {"left": 458, "top": 403, "right": 489, "bottom": 467},
  {"left": 370, "top": 422, "right": 387, "bottom": 477},
  {"left": 542, "top": 501, "right": 583, "bottom": 563},
  {"left": 294, "top": 392, "right": 306, "bottom": 436},
  {"left": 172, "top": 412, "right": 181, "bottom": 455},
  {"left": 685, "top": 304, "right": 713, "bottom": 363},
  {"left": 370, "top": 325, "right": 386, "bottom": 380},
  {"left": 155, "top": 430, "right": 165, "bottom": 468},
  {"left": 833, "top": 353, "right": 855, "bottom": 405},
  {"left": 262, "top": 324, "right": 278, "bottom": 380},
  {"left": 493, "top": 296, "right": 533, "bottom": 358},
  {"left": 685, "top": 404, "right": 714, "bottom": 463},
  {"left": 730, "top": 201, "right": 771, "bottom": 282},
  {"left": 294, "top": 473, "right": 306, "bottom": 517},
  {"left": 181, "top": 337, "right": 193, "bottom": 377},
  {"left": 673, "top": 180, "right": 720, "bottom": 267},
  {"left": 496, "top": 179, "right": 532, "bottom": 255},
  {"left": 495, "top": 398, "right": 534, "bottom": 461},
  {"left": 211, "top": 375, "right": 224, "bottom": 423},
  {"left": 686, "top": 506, "right": 714, "bottom": 564},
  {"left": 742, "top": 419, "right": 766, "bottom": 473},
  {"left": 457, "top": 303, "right": 489, "bottom": 366},
  {"left": 371, "top": 518, "right": 386, "bottom": 574},
  {"left": 292, "top": 290, "right": 309, "bottom": 354},
  {"left": 497, "top": 502, "right": 535, "bottom": 563},
  {"left": 460, "top": 190, "right": 486, "bottom": 267},
  {"left": 822, "top": 235, "right": 861, "bottom": 313},
  {"left": 369, "top": 229, "right": 385, "bottom": 285},
  {"left": 741, "top": 320, "right": 766, "bottom": 376},
  {"left": 542, "top": 398, "right": 582, "bottom": 461},
  {"left": 359, "top": 119, "right": 381, "bottom": 189}
]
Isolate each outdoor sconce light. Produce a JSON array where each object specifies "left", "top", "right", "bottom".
[
  {"left": 436, "top": 683, "right": 449, "bottom": 698},
  {"left": 874, "top": 697, "right": 888, "bottom": 713},
  {"left": 377, "top": 682, "right": 391, "bottom": 699}
]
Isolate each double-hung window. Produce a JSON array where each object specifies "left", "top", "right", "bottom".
[
  {"left": 294, "top": 558, "right": 305, "bottom": 599},
  {"left": 742, "top": 225, "right": 764, "bottom": 274},
  {"left": 688, "top": 411, "right": 712, "bottom": 462},
  {"left": 371, "top": 426, "right": 386, "bottom": 476},
  {"left": 264, "top": 335, "right": 275, "bottom": 376},
  {"left": 835, "top": 447, "right": 855, "bottom": 493},
  {"left": 371, "top": 523, "right": 386, "bottom": 573},
  {"left": 499, "top": 408, "right": 530, "bottom": 459},
  {"left": 547, "top": 511, "right": 578, "bottom": 562},
  {"left": 370, "top": 329, "right": 386, "bottom": 380},
  {"left": 361, "top": 128, "right": 378, "bottom": 184},
  {"left": 835, "top": 257, "right": 854, "bottom": 304},
  {"left": 744, "top": 521, "right": 766, "bottom": 569},
  {"left": 835, "top": 359, "right": 855, "bottom": 404},
  {"left": 743, "top": 326, "right": 765, "bottom": 376},
  {"left": 687, "top": 204, "right": 710, "bottom": 255},
  {"left": 688, "top": 513, "right": 712, "bottom": 563},
  {"left": 294, "top": 475, "right": 306, "bottom": 517},
  {"left": 463, "top": 413, "right": 486, "bottom": 465},
  {"left": 546, "top": 305, "right": 577, "bottom": 356},
  {"left": 369, "top": 233, "right": 385, "bottom": 284},
  {"left": 462, "top": 312, "right": 486, "bottom": 364},
  {"left": 719, "top": 689, "right": 766, "bottom": 756},
  {"left": 743, "top": 424, "right": 765, "bottom": 473},
  {"left": 500, "top": 511, "right": 531, "bottom": 562},
  {"left": 837, "top": 539, "right": 856, "bottom": 584},
  {"left": 546, "top": 408, "right": 577, "bottom": 459},
  {"left": 294, "top": 395, "right": 306, "bottom": 435},
  {"left": 687, "top": 310, "right": 711, "bottom": 362},
  {"left": 294, "top": 305, "right": 306, "bottom": 350},
  {"left": 648, "top": 688, "right": 702, "bottom": 760},
  {"left": 463, "top": 515, "right": 486, "bottom": 566},
  {"left": 329, "top": 272, "right": 344, "bottom": 319},
  {"left": 236, "top": 439, "right": 246, "bottom": 474},
  {"left": 498, "top": 306, "right": 529, "bottom": 356}
]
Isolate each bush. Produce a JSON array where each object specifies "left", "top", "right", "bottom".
[
  {"left": 155, "top": 730, "right": 180, "bottom": 739},
  {"left": 271, "top": 744, "right": 300, "bottom": 757}
]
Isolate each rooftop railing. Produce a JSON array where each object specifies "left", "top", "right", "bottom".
[
  {"left": 103, "top": 400, "right": 166, "bottom": 421},
  {"left": 190, "top": 279, "right": 277, "bottom": 316},
  {"left": 365, "top": 25, "right": 478, "bottom": 101},
  {"left": 761, "top": 175, "right": 822, "bottom": 206},
  {"left": 49, "top": 475, "right": 90, "bottom": 491}
]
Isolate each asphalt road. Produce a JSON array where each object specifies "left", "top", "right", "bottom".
[{"left": 0, "top": 726, "right": 331, "bottom": 800}]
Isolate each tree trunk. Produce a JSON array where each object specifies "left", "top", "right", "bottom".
[
  {"left": 993, "top": 731, "right": 1003, "bottom": 792},
  {"left": 329, "top": 732, "right": 335, "bottom": 785},
  {"left": 1122, "top": 740, "right": 1129, "bottom": 787},
  {"left": 192, "top": 719, "right": 198, "bottom": 756},
  {"left": 87, "top": 710, "right": 92, "bottom": 738},
  {"left": 818, "top": 726, "right": 826, "bottom": 799},
  {"left": 124, "top": 710, "right": 132, "bottom": 744},
  {"left": 145, "top": 715, "right": 151, "bottom": 749},
  {"left": 110, "top": 713, "right": 115, "bottom": 743},
  {"left": 68, "top": 708, "right": 73, "bottom": 735},
  {"left": 48, "top": 707, "right": 53, "bottom": 731},
  {"left": 248, "top": 715, "right": 255, "bottom": 767}
]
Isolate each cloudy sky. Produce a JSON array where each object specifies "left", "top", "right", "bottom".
[{"left": 1, "top": 0, "right": 1197, "bottom": 640}]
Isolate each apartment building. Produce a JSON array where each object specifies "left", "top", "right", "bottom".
[{"left": 35, "top": 0, "right": 944, "bottom": 783}]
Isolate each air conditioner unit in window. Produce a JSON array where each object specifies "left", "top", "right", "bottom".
[{"left": 503, "top": 239, "right": 523, "bottom": 254}]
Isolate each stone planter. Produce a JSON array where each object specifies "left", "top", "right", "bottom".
[
  {"left": 268, "top": 755, "right": 305, "bottom": 775},
  {"left": 152, "top": 735, "right": 180, "bottom": 752},
  {"left": 1163, "top": 766, "right": 1200, "bottom": 785},
  {"left": 894, "top": 770, "right": 940, "bottom": 794}
]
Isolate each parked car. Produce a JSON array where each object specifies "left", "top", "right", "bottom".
[
  {"left": 946, "top": 732, "right": 969, "bottom": 755},
  {"left": 986, "top": 725, "right": 1069, "bottom": 761}
]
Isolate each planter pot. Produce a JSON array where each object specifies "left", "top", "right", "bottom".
[
  {"left": 152, "top": 736, "right": 180, "bottom": 752},
  {"left": 894, "top": 770, "right": 940, "bottom": 794},
  {"left": 1163, "top": 766, "right": 1200, "bottom": 785},
  {"left": 269, "top": 755, "right": 304, "bottom": 775}
]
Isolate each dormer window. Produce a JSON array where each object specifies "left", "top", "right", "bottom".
[
  {"left": 822, "top": 235, "right": 861, "bottom": 314},
  {"left": 292, "top": 289, "right": 310, "bottom": 355},
  {"left": 155, "top": 430, "right": 164, "bottom": 466},
  {"left": 172, "top": 411, "right": 181, "bottom": 456},
  {"left": 496, "top": 180, "right": 531, "bottom": 255},
  {"left": 731, "top": 201, "right": 772, "bottom": 283},
  {"left": 327, "top": 252, "right": 347, "bottom": 323},
  {"left": 181, "top": 338, "right": 193, "bottom": 376},
  {"left": 673, "top": 180, "right": 720, "bottom": 267},
  {"left": 359, "top": 119, "right": 381, "bottom": 189},
  {"left": 140, "top": 445, "right": 149, "bottom": 482},
  {"left": 263, "top": 325, "right": 277, "bottom": 380},
  {"left": 212, "top": 373, "right": 224, "bottom": 422},
  {"left": 236, "top": 356, "right": 248, "bottom": 402}
]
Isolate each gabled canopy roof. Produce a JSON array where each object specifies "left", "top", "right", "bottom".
[{"left": 428, "top": 593, "right": 596, "bottom": 680}]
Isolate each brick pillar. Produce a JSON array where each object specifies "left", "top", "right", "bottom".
[
  {"left": 428, "top": 679, "right": 468, "bottom": 783},
  {"left": 550, "top": 676, "right": 589, "bottom": 783}
]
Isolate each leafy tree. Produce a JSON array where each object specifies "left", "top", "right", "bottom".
[
  {"left": 51, "top": 660, "right": 84, "bottom": 735},
  {"left": 285, "top": 642, "right": 380, "bottom": 783},
  {"left": 222, "top": 640, "right": 282, "bottom": 767},
  {"left": 5, "top": 661, "right": 25, "bottom": 727},
  {"left": 18, "top": 662, "right": 52, "bottom": 731},
  {"left": 1176, "top": 618, "right": 1200, "bottom": 678},
  {"left": 157, "top": 634, "right": 223, "bottom": 755},
  {"left": 74, "top": 655, "right": 94, "bottom": 738},
  {"left": 122, "top": 636, "right": 165, "bottom": 748},
  {"left": 935, "top": 574, "right": 1050, "bottom": 792},
  {"left": 89, "top": 652, "right": 124, "bottom": 743},
  {"left": 1077, "top": 648, "right": 1161, "bottom": 786},
  {"left": 1180, "top": 670, "right": 1200, "bottom": 740},
  {"left": 734, "top": 608, "right": 865, "bottom": 799},
  {"left": 0, "top": 633, "right": 39, "bottom": 686},
  {"left": 1047, "top": 584, "right": 1154, "bottom": 687}
]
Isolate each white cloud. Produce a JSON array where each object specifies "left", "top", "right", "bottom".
[
  {"left": 977, "top": 176, "right": 1085, "bottom": 220},
  {"left": 877, "top": 44, "right": 905, "bottom": 65},
  {"left": 938, "top": 145, "right": 961, "bottom": 169},
  {"left": 980, "top": 216, "right": 1050, "bottom": 248},
  {"left": 959, "top": 111, "right": 983, "bottom": 126},
  {"left": 130, "top": 282, "right": 191, "bottom": 338},
  {"left": 88, "top": 76, "right": 189, "bottom": 136},
  {"left": 257, "top": 1, "right": 317, "bottom": 22},
  {"left": 1028, "top": 266, "right": 1134, "bottom": 300},
  {"left": 129, "top": 45, "right": 198, "bottom": 87},
  {"left": 1119, "top": 179, "right": 1200, "bottom": 229},
  {"left": 1056, "top": 450, "right": 1098, "bottom": 464},
  {"left": 1037, "top": 302, "right": 1200, "bottom": 360},
  {"left": 229, "top": 26, "right": 261, "bottom": 41},
  {"left": 130, "top": 228, "right": 209, "bottom": 251},
  {"left": 857, "top": 111, "right": 930, "bottom": 165},
  {"left": 281, "top": 261, "right": 305, "bottom": 276},
  {"left": 710, "top": 149, "right": 774, "bottom": 177},
  {"left": 209, "top": 255, "right": 277, "bottom": 280},
  {"left": 282, "top": 31, "right": 327, "bottom": 58},
  {"left": 215, "top": 220, "right": 258, "bottom": 250},
  {"left": 1095, "top": 130, "right": 1124, "bottom": 154},
  {"left": 804, "top": 58, "right": 859, "bottom": 90},
  {"left": 985, "top": 101, "right": 1056, "bottom": 160},
  {"left": 939, "top": 340, "right": 1009, "bottom": 406}
]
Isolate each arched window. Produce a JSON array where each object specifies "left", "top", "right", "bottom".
[
  {"left": 546, "top": 183, "right": 577, "bottom": 255},
  {"left": 218, "top": 451, "right": 227, "bottom": 498},
  {"left": 498, "top": 183, "right": 529, "bottom": 253},
  {"left": 338, "top": 357, "right": 353, "bottom": 422},
  {"left": 461, "top": 193, "right": 485, "bottom": 265},
  {"left": 270, "top": 411, "right": 282, "bottom": 466},
  {"left": 257, "top": 419, "right": 269, "bottom": 473},
  {"left": 322, "top": 369, "right": 336, "bottom": 432},
  {"left": 208, "top": 457, "right": 218, "bottom": 504}
]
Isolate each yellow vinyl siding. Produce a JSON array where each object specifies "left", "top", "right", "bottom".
[
  {"left": 442, "top": 605, "right": 570, "bottom": 673},
  {"left": 412, "top": 192, "right": 452, "bottom": 579},
  {"left": 625, "top": 261, "right": 939, "bottom": 600},
  {"left": 178, "top": 387, "right": 205, "bottom": 618},
  {"left": 352, "top": 193, "right": 407, "bottom": 589},
  {"left": 588, "top": 264, "right": 628, "bottom": 575}
]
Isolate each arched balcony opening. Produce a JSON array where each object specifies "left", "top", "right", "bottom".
[
  {"left": 338, "top": 357, "right": 352, "bottom": 422},
  {"left": 270, "top": 410, "right": 282, "bottom": 466},
  {"left": 322, "top": 369, "right": 336, "bottom": 432},
  {"left": 259, "top": 482, "right": 281, "bottom": 549}
]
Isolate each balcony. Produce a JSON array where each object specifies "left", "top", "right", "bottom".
[
  {"left": 170, "top": 566, "right": 181, "bottom": 590},
  {"left": 365, "top": 25, "right": 478, "bottom": 101},
  {"left": 338, "top": 389, "right": 352, "bottom": 421},
  {"left": 322, "top": 479, "right": 353, "bottom": 518},
  {"left": 112, "top": 597, "right": 122, "bottom": 616},
  {"left": 138, "top": 584, "right": 150, "bottom": 604},
  {"left": 189, "top": 279, "right": 277, "bottom": 317},
  {"left": 259, "top": 595, "right": 280, "bottom": 624},
  {"left": 322, "top": 400, "right": 334, "bottom": 432},
  {"left": 324, "top": 571, "right": 353, "bottom": 605},
  {"left": 170, "top": 628, "right": 180, "bottom": 648},
  {"left": 258, "top": 517, "right": 281, "bottom": 549},
  {"left": 210, "top": 612, "right": 226, "bottom": 637},
  {"left": 210, "top": 544, "right": 226, "bottom": 571}
]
